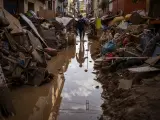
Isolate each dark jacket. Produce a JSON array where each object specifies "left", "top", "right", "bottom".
[{"left": 76, "top": 18, "right": 86, "bottom": 31}]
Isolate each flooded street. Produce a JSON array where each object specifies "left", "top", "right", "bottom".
[
  {"left": 58, "top": 36, "right": 102, "bottom": 120},
  {"left": 8, "top": 35, "right": 102, "bottom": 120}
]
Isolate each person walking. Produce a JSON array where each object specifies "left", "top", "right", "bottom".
[{"left": 76, "top": 15, "right": 86, "bottom": 40}]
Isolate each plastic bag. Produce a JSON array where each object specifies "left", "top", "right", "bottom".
[
  {"left": 118, "top": 21, "right": 128, "bottom": 30},
  {"left": 102, "top": 41, "right": 116, "bottom": 55}
]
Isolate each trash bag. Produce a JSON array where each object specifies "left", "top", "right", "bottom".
[
  {"left": 102, "top": 41, "right": 116, "bottom": 55},
  {"left": 143, "top": 35, "right": 160, "bottom": 57},
  {"left": 118, "top": 21, "right": 128, "bottom": 30}
]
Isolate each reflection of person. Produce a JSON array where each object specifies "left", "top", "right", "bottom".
[{"left": 76, "top": 41, "right": 86, "bottom": 67}]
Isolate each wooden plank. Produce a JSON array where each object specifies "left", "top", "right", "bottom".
[
  {"left": 150, "top": 20, "right": 160, "bottom": 25},
  {"left": 95, "top": 57, "right": 148, "bottom": 63},
  {"left": 95, "top": 57, "right": 104, "bottom": 63},
  {"left": 128, "top": 66, "right": 160, "bottom": 73},
  {"left": 145, "top": 56, "right": 160, "bottom": 66},
  {"left": 20, "top": 13, "right": 48, "bottom": 47}
]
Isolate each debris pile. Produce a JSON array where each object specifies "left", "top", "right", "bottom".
[
  {"left": 0, "top": 9, "right": 75, "bottom": 119},
  {"left": 94, "top": 10, "right": 160, "bottom": 120},
  {"left": 0, "top": 9, "right": 76, "bottom": 86}
]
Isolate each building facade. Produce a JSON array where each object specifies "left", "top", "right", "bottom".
[
  {"left": 111, "top": 0, "right": 146, "bottom": 14},
  {"left": 86, "top": 0, "right": 92, "bottom": 15},
  {"left": 1, "top": 0, "right": 47, "bottom": 14},
  {"left": 92, "top": 0, "right": 99, "bottom": 17}
]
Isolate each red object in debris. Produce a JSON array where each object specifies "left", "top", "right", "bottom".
[
  {"left": 44, "top": 48, "right": 57, "bottom": 56},
  {"left": 123, "top": 37, "right": 129, "bottom": 46},
  {"left": 105, "top": 53, "right": 114, "bottom": 61}
]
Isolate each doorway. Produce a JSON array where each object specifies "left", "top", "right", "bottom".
[{"left": 28, "top": 2, "right": 34, "bottom": 11}]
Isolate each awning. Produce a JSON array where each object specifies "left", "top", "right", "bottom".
[{"left": 56, "top": 17, "right": 74, "bottom": 27}]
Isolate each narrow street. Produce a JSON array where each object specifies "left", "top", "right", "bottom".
[
  {"left": 58, "top": 36, "right": 102, "bottom": 120},
  {"left": 1, "top": 0, "right": 160, "bottom": 120},
  {"left": 8, "top": 36, "right": 102, "bottom": 120}
]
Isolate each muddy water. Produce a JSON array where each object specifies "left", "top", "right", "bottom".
[{"left": 7, "top": 36, "right": 102, "bottom": 120}]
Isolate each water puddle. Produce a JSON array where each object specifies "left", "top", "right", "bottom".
[
  {"left": 58, "top": 36, "right": 102, "bottom": 120},
  {"left": 7, "top": 35, "right": 102, "bottom": 120}
]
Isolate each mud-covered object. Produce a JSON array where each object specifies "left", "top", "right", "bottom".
[
  {"left": 26, "top": 30, "right": 43, "bottom": 50},
  {"left": 19, "top": 14, "right": 48, "bottom": 47},
  {"left": 104, "top": 59, "right": 144, "bottom": 72},
  {"left": 0, "top": 40, "right": 9, "bottom": 55},
  {"left": 38, "top": 26, "right": 58, "bottom": 48},
  {"left": 0, "top": 66, "right": 15, "bottom": 118},
  {"left": 44, "top": 48, "right": 57, "bottom": 56},
  {"left": 152, "top": 43, "right": 160, "bottom": 57},
  {"left": 25, "top": 68, "right": 52, "bottom": 86},
  {"left": 67, "top": 33, "right": 76, "bottom": 45},
  {"left": 13, "top": 33, "right": 31, "bottom": 52},
  {"left": 127, "top": 24, "right": 147, "bottom": 35},
  {"left": 140, "top": 30, "right": 154, "bottom": 50},
  {"left": 124, "top": 107, "right": 151, "bottom": 120},
  {"left": 4, "top": 28, "right": 17, "bottom": 51},
  {"left": 0, "top": 16, "right": 9, "bottom": 27},
  {"left": 32, "top": 49, "right": 47, "bottom": 67},
  {"left": 143, "top": 35, "right": 160, "bottom": 57},
  {"left": 38, "top": 26, "right": 66, "bottom": 49},
  {"left": 129, "top": 12, "right": 146, "bottom": 25}
]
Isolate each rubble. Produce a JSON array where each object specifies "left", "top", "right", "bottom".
[
  {"left": 94, "top": 9, "right": 160, "bottom": 120},
  {"left": 0, "top": 8, "right": 76, "bottom": 119}
]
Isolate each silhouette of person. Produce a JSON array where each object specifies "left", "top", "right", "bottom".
[{"left": 76, "top": 41, "right": 87, "bottom": 67}]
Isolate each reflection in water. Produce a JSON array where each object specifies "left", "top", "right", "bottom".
[
  {"left": 58, "top": 36, "right": 102, "bottom": 120},
  {"left": 7, "top": 35, "right": 102, "bottom": 120},
  {"left": 7, "top": 47, "right": 74, "bottom": 120},
  {"left": 76, "top": 41, "right": 86, "bottom": 67}
]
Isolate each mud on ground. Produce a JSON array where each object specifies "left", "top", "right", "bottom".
[{"left": 95, "top": 67, "right": 160, "bottom": 120}]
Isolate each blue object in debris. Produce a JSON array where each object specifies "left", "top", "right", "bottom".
[
  {"left": 101, "top": 40, "right": 116, "bottom": 55},
  {"left": 102, "top": 25, "right": 108, "bottom": 30}
]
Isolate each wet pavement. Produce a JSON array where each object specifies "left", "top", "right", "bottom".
[{"left": 7, "top": 35, "right": 102, "bottom": 120}]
